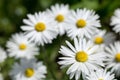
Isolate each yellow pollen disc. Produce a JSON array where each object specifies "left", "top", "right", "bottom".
[
  {"left": 75, "top": 51, "right": 88, "bottom": 62},
  {"left": 19, "top": 43, "right": 27, "bottom": 50},
  {"left": 115, "top": 53, "right": 120, "bottom": 62},
  {"left": 55, "top": 14, "right": 64, "bottom": 22},
  {"left": 25, "top": 68, "right": 34, "bottom": 78},
  {"left": 98, "top": 78, "right": 104, "bottom": 80},
  {"left": 94, "top": 36, "right": 104, "bottom": 44},
  {"left": 35, "top": 22, "right": 46, "bottom": 32},
  {"left": 76, "top": 19, "right": 86, "bottom": 28}
]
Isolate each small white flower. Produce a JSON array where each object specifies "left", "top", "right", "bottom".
[
  {"left": 86, "top": 69, "right": 116, "bottom": 80},
  {"left": 10, "top": 58, "right": 47, "bottom": 80},
  {"left": 21, "top": 12, "right": 58, "bottom": 46},
  {"left": 104, "top": 41, "right": 120, "bottom": 77},
  {"left": 111, "top": 8, "right": 120, "bottom": 33},
  {"left": 58, "top": 38, "right": 105, "bottom": 80},
  {"left": 6, "top": 33, "right": 39, "bottom": 59},
  {"left": 66, "top": 8, "right": 101, "bottom": 39},
  {"left": 91, "top": 30, "right": 116, "bottom": 51},
  {"left": 0, "top": 73, "right": 3, "bottom": 80},
  {"left": 0, "top": 46, "right": 7, "bottom": 63},
  {"left": 47, "top": 4, "right": 70, "bottom": 35}
]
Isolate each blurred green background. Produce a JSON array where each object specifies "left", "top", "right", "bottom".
[{"left": 0, "top": 0, "right": 120, "bottom": 80}]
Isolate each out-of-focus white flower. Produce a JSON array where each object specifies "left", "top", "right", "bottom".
[
  {"left": 104, "top": 41, "right": 120, "bottom": 77},
  {"left": 0, "top": 73, "right": 3, "bottom": 80},
  {"left": 111, "top": 8, "right": 120, "bottom": 33},
  {"left": 10, "top": 58, "right": 47, "bottom": 80},
  {"left": 6, "top": 33, "right": 39, "bottom": 59},
  {"left": 0, "top": 46, "right": 7, "bottom": 63},
  {"left": 86, "top": 69, "right": 116, "bottom": 80},
  {"left": 91, "top": 30, "right": 116, "bottom": 51},
  {"left": 47, "top": 4, "right": 70, "bottom": 35}
]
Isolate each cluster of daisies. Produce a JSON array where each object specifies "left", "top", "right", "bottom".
[{"left": 1, "top": 3, "right": 120, "bottom": 80}]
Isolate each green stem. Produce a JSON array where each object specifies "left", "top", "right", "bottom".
[{"left": 41, "top": 46, "right": 57, "bottom": 80}]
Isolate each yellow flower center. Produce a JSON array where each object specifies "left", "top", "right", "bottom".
[
  {"left": 75, "top": 51, "right": 88, "bottom": 62},
  {"left": 76, "top": 19, "right": 86, "bottom": 28},
  {"left": 55, "top": 14, "right": 64, "bottom": 22},
  {"left": 98, "top": 78, "right": 104, "bottom": 80},
  {"left": 94, "top": 36, "right": 104, "bottom": 44},
  {"left": 35, "top": 22, "right": 46, "bottom": 32},
  {"left": 115, "top": 53, "right": 120, "bottom": 62},
  {"left": 19, "top": 43, "right": 27, "bottom": 50},
  {"left": 25, "top": 68, "right": 34, "bottom": 78}
]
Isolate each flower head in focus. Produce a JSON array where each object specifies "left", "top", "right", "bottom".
[
  {"left": 58, "top": 38, "right": 105, "bottom": 80},
  {"left": 66, "top": 8, "right": 101, "bottom": 39},
  {"left": 21, "top": 12, "right": 58, "bottom": 46}
]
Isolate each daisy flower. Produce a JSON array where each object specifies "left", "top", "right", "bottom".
[
  {"left": 91, "top": 30, "right": 116, "bottom": 51},
  {"left": 66, "top": 8, "right": 101, "bottom": 39},
  {"left": 46, "top": 4, "right": 70, "bottom": 35},
  {"left": 104, "top": 41, "right": 120, "bottom": 77},
  {"left": 10, "top": 58, "right": 47, "bottom": 80},
  {"left": 0, "top": 46, "right": 7, "bottom": 63},
  {"left": 58, "top": 38, "right": 105, "bottom": 80},
  {"left": 21, "top": 12, "right": 58, "bottom": 46},
  {"left": 6, "top": 33, "right": 39, "bottom": 59},
  {"left": 0, "top": 73, "right": 3, "bottom": 80},
  {"left": 86, "top": 69, "right": 116, "bottom": 80},
  {"left": 111, "top": 8, "right": 120, "bottom": 33}
]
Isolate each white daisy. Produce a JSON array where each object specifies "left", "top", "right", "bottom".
[
  {"left": 91, "top": 30, "right": 116, "bottom": 51},
  {"left": 86, "top": 69, "right": 116, "bottom": 80},
  {"left": 66, "top": 8, "right": 101, "bottom": 39},
  {"left": 104, "top": 41, "right": 120, "bottom": 77},
  {"left": 10, "top": 58, "right": 47, "bottom": 80},
  {"left": 0, "top": 46, "right": 7, "bottom": 63},
  {"left": 6, "top": 33, "right": 39, "bottom": 59},
  {"left": 0, "top": 73, "right": 3, "bottom": 80},
  {"left": 58, "top": 38, "right": 105, "bottom": 80},
  {"left": 111, "top": 8, "right": 120, "bottom": 33},
  {"left": 21, "top": 12, "right": 58, "bottom": 46},
  {"left": 46, "top": 4, "right": 70, "bottom": 35}
]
